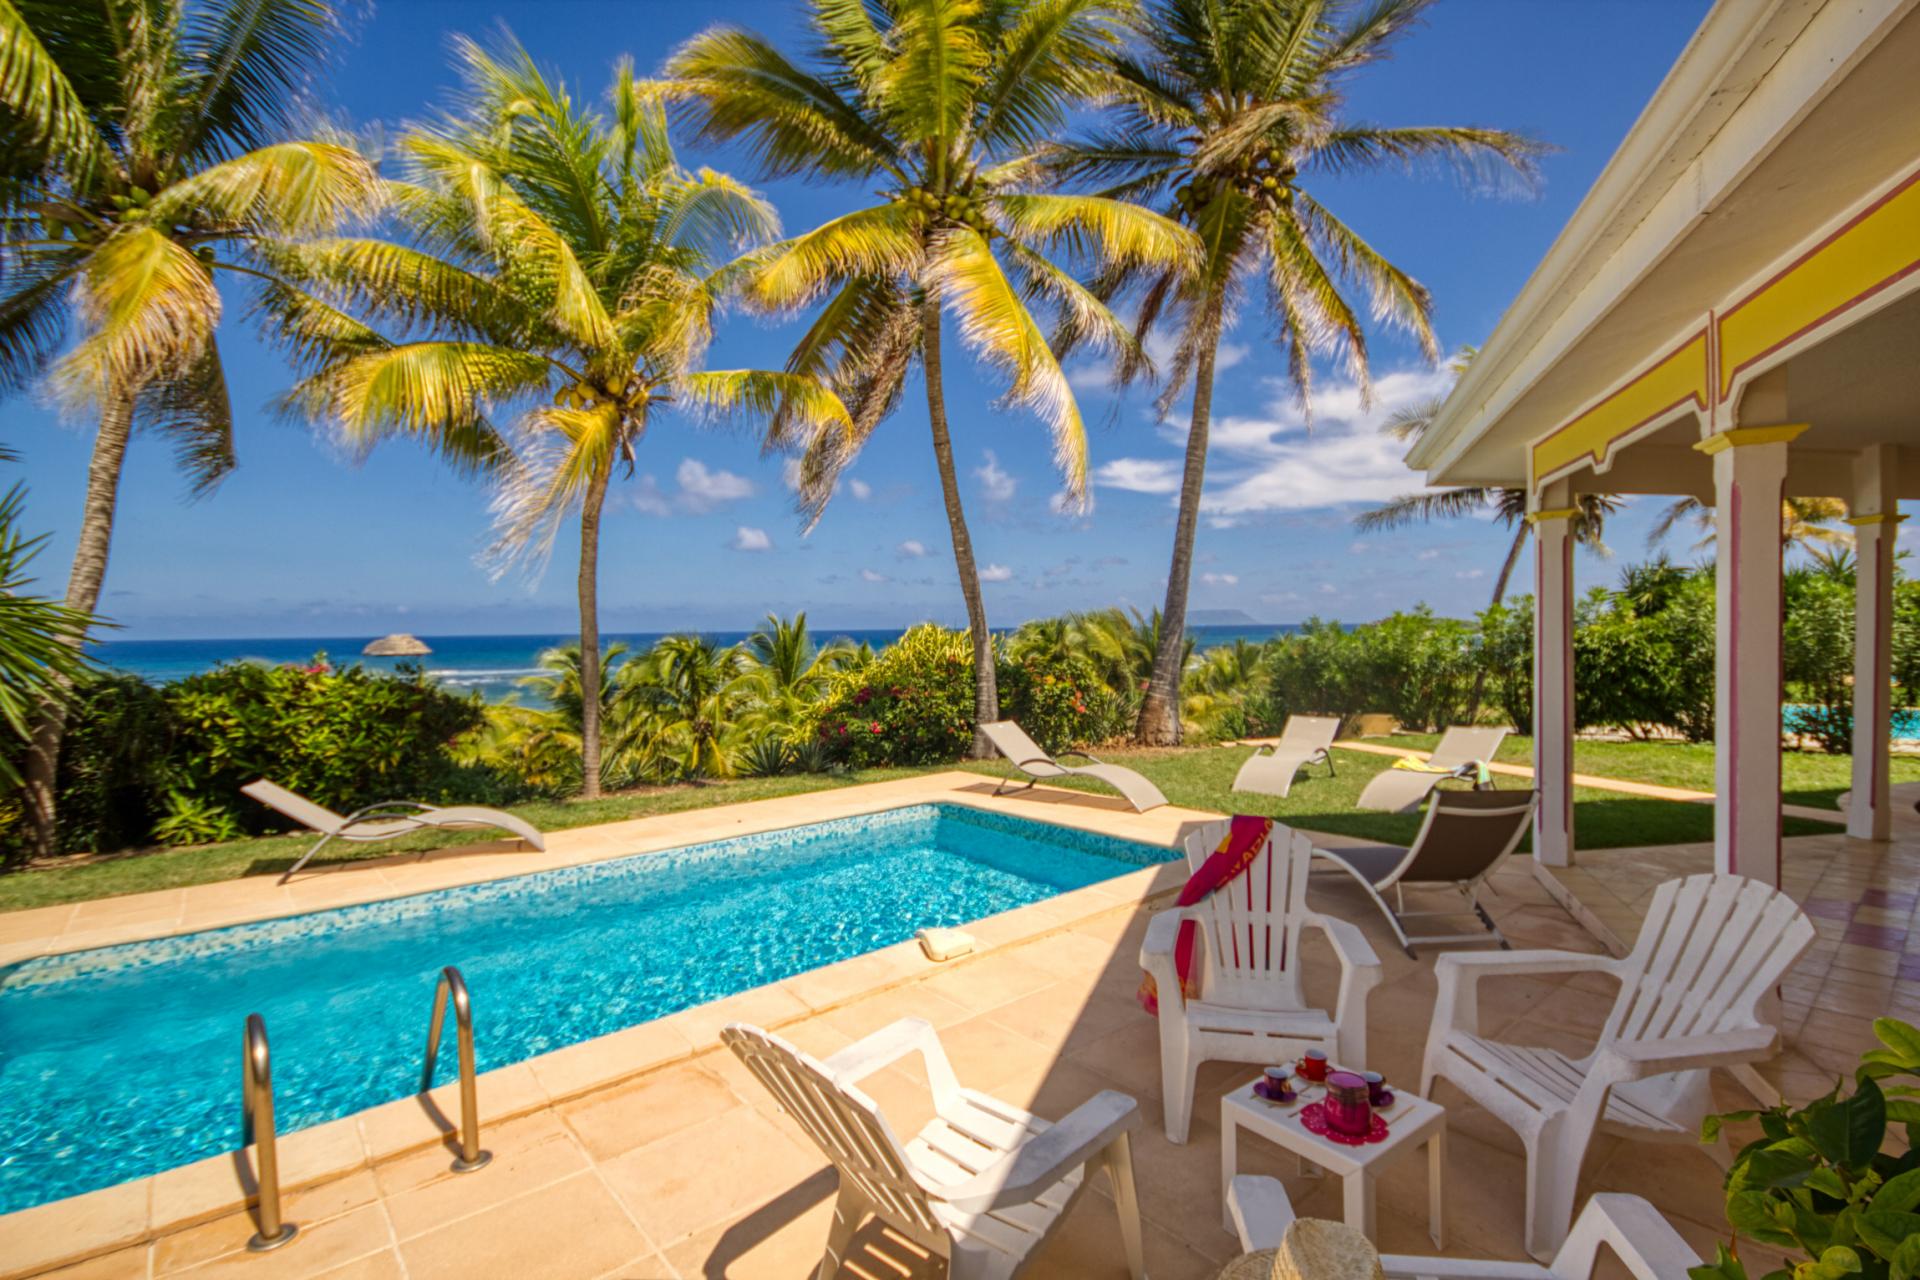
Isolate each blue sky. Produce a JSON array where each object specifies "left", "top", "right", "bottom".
[{"left": 11, "top": 0, "right": 1721, "bottom": 640}]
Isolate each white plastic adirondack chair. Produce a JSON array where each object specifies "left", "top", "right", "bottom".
[
  {"left": 1140, "top": 819, "right": 1383, "bottom": 1143},
  {"left": 722, "top": 1019, "right": 1148, "bottom": 1280},
  {"left": 1227, "top": 1176, "right": 1701, "bottom": 1279},
  {"left": 1419, "top": 872, "right": 1814, "bottom": 1260}
]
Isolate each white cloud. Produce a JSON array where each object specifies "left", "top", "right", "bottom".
[
  {"left": 781, "top": 458, "right": 803, "bottom": 491},
  {"left": 860, "top": 568, "right": 889, "bottom": 583},
  {"left": 1050, "top": 489, "right": 1093, "bottom": 517},
  {"left": 1200, "top": 572, "right": 1239, "bottom": 586},
  {"left": 1455, "top": 568, "right": 1485, "bottom": 580},
  {"left": 1094, "top": 457, "right": 1183, "bottom": 494},
  {"left": 897, "top": 539, "right": 928, "bottom": 559},
  {"left": 1348, "top": 541, "right": 1371, "bottom": 555},
  {"left": 1319, "top": 582, "right": 1338, "bottom": 595},
  {"left": 1416, "top": 548, "right": 1443, "bottom": 561},
  {"left": 978, "top": 563, "right": 1014, "bottom": 582},
  {"left": 677, "top": 458, "right": 755, "bottom": 512},
  {"left": 1196, "top": 368, "right": 1454, "bottom": 516},
  {"left": 629, "top": 474, "right": 672, "bottom": 517},
  {"left": 730, "top": 526, "right": 772, "bottom": 552},
  {"left": 848, "top": 478, "right": 873, "bottom": 500},
  {"left": 975, "top": 450, "right": 1016, "bottom": 502}
]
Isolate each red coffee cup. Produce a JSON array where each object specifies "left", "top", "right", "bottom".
[{"left": 1298, "top": 1049, "right": 1329, "bottom": 1082}]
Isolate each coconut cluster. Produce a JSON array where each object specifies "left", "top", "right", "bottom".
[
  {"left": 1174, "top": 146, "right": 1298, "bottom": 215},
  {"left": 890, "top": 184, "right": 996, "bottom": 238}
]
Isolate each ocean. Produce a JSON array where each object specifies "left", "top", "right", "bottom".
[{"left": 93, "top": 624, "right": 1294, "bottom": 706}]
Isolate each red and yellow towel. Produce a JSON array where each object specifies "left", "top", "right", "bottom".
[{"left": 1137, "top": 815, "right": 1274, "bottom": 1014}]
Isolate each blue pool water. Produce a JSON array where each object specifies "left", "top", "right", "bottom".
[{"left": 0, "top": 804, "right": 1172, "bottom": 1214}]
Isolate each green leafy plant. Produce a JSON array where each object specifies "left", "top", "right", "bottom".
[
  {"left": 151, "top": 791, "right": 241, "bottom": 847},
  {"left": 1691, "top": 1017, "right": 1920, "bottom": 1280},
  {"left": 805, "top": 625, "right": 976, "bottom": 769}
]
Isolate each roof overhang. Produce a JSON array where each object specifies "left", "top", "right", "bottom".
[{"left": 1408, "top": 0, "right": 1920, "bottom": 492}]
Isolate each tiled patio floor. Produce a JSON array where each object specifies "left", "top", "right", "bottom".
[{"left": 9, "top": 813, "right": 1846, "bottom": 1280}]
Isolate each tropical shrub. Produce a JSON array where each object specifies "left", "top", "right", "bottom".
[
  {"left": 1784, "top": 570, "right": 1856, "bottom": 752},
  {"left": 1258, "top": 619, "right": 1371, "bottom": 730},
  {"left": 1353, "top": 609, "right": 1477, "bottom": 732},
  {"left": 1691, "top": 1016, "right": 1920, "bottom": 1280},
  {"left": 806, "top": 625, "right": 975, "bottom": 768},
  {"left": 162, "top": 658, "right": 484, "bottom": 825},
  {"left": 35, "top": 671, "right": 173, "bottom": 857},
  {"left": 1478, "top": 598, "right": 1534, "bottom": 735},
  {"left": 999, "top": 651, "right": 1103, "bottom": 754},
  {"left": 151, "top": 792, "right": 242, "bottom": 846}
]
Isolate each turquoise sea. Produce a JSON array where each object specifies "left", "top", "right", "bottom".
[{"left": 94, "top": 624, "right": 1294, "bottom": 705}]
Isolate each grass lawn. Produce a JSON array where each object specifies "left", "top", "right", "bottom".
[
  {"left": 1379, "top": 732, "right": 1920, "bottom": 810},
  {"left": 0, "top": 742, "right": 1843, "bottom": 915}
]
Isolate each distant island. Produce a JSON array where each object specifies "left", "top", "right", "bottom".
[
  {"left": 1186, "top": 609, "right": 1268, "bottom": 627},
  {"left": 362, "top": 633, "right": 432, "bottom": 657}
]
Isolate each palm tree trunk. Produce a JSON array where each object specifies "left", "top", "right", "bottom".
[
  {"left": 576, "top": 463, "right": 612, "bottom": 799},
  {"left": 922, "top": 299, "right": 998, "bottom": 756},
  {"left": 1466, "top": 524, "right": 1532, "bottom": 723},
  {"left": 1137, "top": 301, "right": 1223, "bottom": 746},
  {"left": 23, "top": 385, "right": 135, "bottom": 858}
]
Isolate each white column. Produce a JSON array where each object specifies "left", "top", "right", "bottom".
[
  {"left": 1848, "top": 444, "right": 1901, "bottom": 842},
  {"left": 1697, "top": 424, "right": 1807, "bottom": 887},
  {"left": 1529, "top": 484, "right": 1576, "bottom": 867}
]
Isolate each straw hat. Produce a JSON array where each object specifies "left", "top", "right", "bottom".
[{"left": 1214, "top": 1219, "right": 1386, "bottom": 1280}]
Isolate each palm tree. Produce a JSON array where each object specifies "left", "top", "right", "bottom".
[
  {"left": 744, "top": 611, "right": 848, "bottom": 701},
  {"left": 1356, "top": 376, "right": 1619, "bottom": 607},
  {"left": 0, "top": 0, "right": 379, "bottom": 851},
  {"left": 1650, "top": 495, "right": 1854, "bottom": 558},
  {"left": 625, "top": 634, "right": 748, "bottom": 780},
  {"left": 521, "top": 642, "right": 630, "bottom": 733},
  {"left": 1051, "top": 0, "right": 1543, "bottom": 745},
  {"left": 268, "top": 38, "right": 848, "bottom": 798},
  {"left": 0, "top": 465, "right": 95, "bottom": 791},
  {"left": 667, "top": 0, "right": 1198, "bottom": 756}
]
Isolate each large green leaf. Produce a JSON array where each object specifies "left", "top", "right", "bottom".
[{"left": 1803, "top": 1078, "right": 1887, "bottom": 1170}]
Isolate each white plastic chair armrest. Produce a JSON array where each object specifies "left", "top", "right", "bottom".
[
  {"left": 1309, "top": 913, "right": 1383, "bottom": 1047},
  {"left": 1590, "top": 1026, "right": 1778, "bottom": 1085},
  {"left": 1227, "top": 1175, "right": 1295, "bottom": 1252},
  {"left": 822, "top": 1017, "right": 959, "bottom": 1099},
  {"left": 1548, "top": 1193, "right": 1701, "bottom": 1279},
  {"left": 1431, "top": 950, "right": 1617, "bottom": 1041},
  {"left": 1139, "top": 909, "right": 1193, "bottom": 1014},
  {"left": 936, "top": 1090, "right": 1141, "bottom": 1214}
]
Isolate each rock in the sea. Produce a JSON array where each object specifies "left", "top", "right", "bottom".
[{"left": 362, "top": 633, "right": 431, "bottom": 657}]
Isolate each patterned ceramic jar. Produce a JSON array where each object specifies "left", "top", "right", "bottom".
[{"left": 1323, "top": 1070, "right": 1372, "bottom": 1137}]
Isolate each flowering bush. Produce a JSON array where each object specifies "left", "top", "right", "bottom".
[
  {"left": 804, "top": 625, "right": 975, "bottom": 767},
  {"left": 998, "top": 651, "right": 1104, "bottom": 753}
]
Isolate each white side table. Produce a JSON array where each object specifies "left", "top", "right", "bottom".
[{"left": 1219, "top": 1074, "right": 1447, "bottom": 1246}]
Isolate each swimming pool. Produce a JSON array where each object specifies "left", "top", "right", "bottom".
[{"left": 0, "top": 803, "right": 1173, "bottom": 1214}]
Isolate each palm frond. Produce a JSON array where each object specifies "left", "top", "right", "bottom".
[
  {"left": 1352, "top": 487, "right": 1493, "bottom": 531},
  {"left": 260, "top": 237, "right": 536, "bottom": 345},
  {"left": 53, "top": 227, "right": 220, "bottom": 408},
  {"left": 975, "top": 0, "right": 1124, "bottom": 151},
  {"left": 137, "top": 337, "right": 234, "bottom": 496},
  {"left": 487, "top": 401, "right": 623, "bottom": 571},
  {"left": 175, "top": 0, "right": 339, "bottom": 162},
  {"left": 654, "top": 169, "right": 779, "bottom": 261},
  {"left": 147, "top": 139, "right": 380, "bottom": 236},
  {"left": 666, "top": 26, "right": 901, "bottom": 181},
  {"left": 931, "top": 226, "right": 1086, "bottom": 500},
  {"left": 0, "top": 245, "right": 79, "bottom": 392},
  {"left": 1294, "top": 191, "right": 1434, "bottom": 360},
  {"left": 0, "top": 0, "right": 112, "bottom": 183},
  {"left": 740, "top": 202, "right": 922, "bottom": 311},
  {"left": 1307, "top": 125, "right": 1547, "bottom": 195},
  {"left": 676, "top": 368, "right": 852, "bottom": 436},
  {"left": 282, "top": 340, "right": 540, "bottom": 468},
  {"left": 993, "top": 192, "right": 1200, "bottom": 275},
  {"left": 249, "top": 276, "right": 390, "bottom": 374},
  {"left": 877, "top": 0, "right": 989, "bottom": 149}
]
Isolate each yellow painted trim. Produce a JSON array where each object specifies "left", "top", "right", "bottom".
[
  {"left": 1718, "top": 170, "right": 1920, "bottom": 398},
  {"left": 1846, "top": 512, "right": 1908, "bottom": 527},
  {"left": 1527, "top": 508, "right": 1580, "bottom": 524},
  {"left": 1529, "top": 331, "right": 1708, "bottom": 485},
  {"left": 1692, "top": 423, "right": 1811, "bottom": 455}
]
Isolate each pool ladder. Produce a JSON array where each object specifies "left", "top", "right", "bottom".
[
  {"left": 422, "top": 965, "right": 492, "bottom": 1173},
  {"left": 240, "top": 1014, "right": 297, "bottom": 1251}
]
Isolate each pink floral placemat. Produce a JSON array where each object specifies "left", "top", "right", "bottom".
[{"left": 1298, "top": 1100, "right": 1390, "bottom": 1146}]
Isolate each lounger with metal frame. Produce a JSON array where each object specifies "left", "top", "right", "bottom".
[
  {"left": 241, "top": 778, "right": 545, "bottom": 884},
  {"left": 1311, "top": 788, "right": 1537, "bottom": 957},
  {"left": 1230, "top": 714, "right": 1341, "bottom": 798},
  {"left": 1354, "top": 725, "right": 1510, "bottom": 813},
  {"left": 978, "top": 721, "right": 1168, "bottom": 812}
]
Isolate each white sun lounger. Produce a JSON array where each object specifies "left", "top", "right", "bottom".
[
  {"left": 1354, "top": 726, "right": 1509, "bottom": 813},
  {"left": 1230, "top": 714, "right": 1342, "bottom": 798},
  {"left": 1227, "top": 1177, "right": 1701, "bottom": 1278},
  {"left": 979, "top": 720, "right": 1167, "bottom": 812},
  {"left": 242, "top": 778, "right": 545, "bottom": 884}
]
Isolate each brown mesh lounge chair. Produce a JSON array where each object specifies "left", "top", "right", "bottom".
[
  {"left": 1312, "top": 789, "right": 1537, "bottom": 957},
  {"left": 242, "top": 778, "right": 544, "bottom": 884}
]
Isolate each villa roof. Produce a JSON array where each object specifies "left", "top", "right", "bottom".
[{"left": 1408, "top": 0, "right": 1920, "bottom": 491}]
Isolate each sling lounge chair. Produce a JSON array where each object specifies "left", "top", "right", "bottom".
[
  {"left": 980, "top": 721, "right": 1167, "bottom": 812},
  {"left": 1313, "top": 788, "right": 1536, "bottom": 957},
  {"left": 242, "top": 778, "right": 545, "bottom": 884},
  {"left": 1227, "top": 1178, "right": 1701, "bottom": 1279},
  {"left": 1354, "top": 725, "right": 1509, "bottom": 813},
  {"left": 1231, "top": 714, "right": 1341, "bottom": 798}
]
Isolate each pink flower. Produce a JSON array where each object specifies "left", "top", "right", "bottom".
[{"left": 870, "top": 721, "right": 882, "bottom": 733}]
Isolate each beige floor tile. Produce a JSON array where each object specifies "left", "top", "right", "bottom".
[
  {"left": 166, "top": 1203, "right": 391, "bottom": 1280},
  {"left": 27, "top": 1250, "right": 150, "bottom": 1280},
  {"left": 0, "top": 1180, "right": 150, "bottom": 1279},
  {"left": 396, "top": 1173, "right": 649, "bottom": 1280},
  {"left": 598, "top": 1108, "right": 826, "bottom": 1248},
  {"left": 557, "top": 1064, "right": 738, "bottom": 1162},
  {"left": 153, "top": 1171, "right": 379, "bottom": 1275},
  {"left": 380, "top": 1112, "right": 588, "bottom": 1240},
  {"left": 916, "top": 951, "right": 1059, "bottom": 1015}
]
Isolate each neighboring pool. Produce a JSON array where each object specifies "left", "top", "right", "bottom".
[{"left": 0, "top": 804, "right": 1173, "bottom": 1214}]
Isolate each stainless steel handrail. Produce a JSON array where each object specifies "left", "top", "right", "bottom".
[
  {"left": 421, "top": 966, "right": 491, "bottom": 1173},
  {"left": 240, "top": 1014, "right": 298, "bottom": 1251}
]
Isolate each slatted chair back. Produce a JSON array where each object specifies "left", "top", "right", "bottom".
[
  {"left": 1181, "top": 821, "right": 1314, "bottom": 1010},
  {"left": 721, "top": 1025, "right": 944, "bottom": 1239},
  {"left": 1600, "top": 873, "right": 1814, "bottom": 1049}
]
